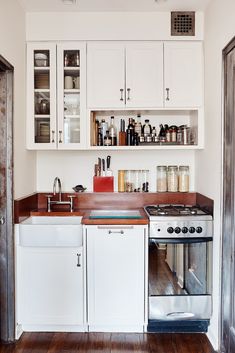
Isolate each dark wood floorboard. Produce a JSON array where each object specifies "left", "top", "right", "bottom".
[
  {"left": 0, "top": 333, "right": 215, "bottom": 353},
  {"left": 149, "top": 242, "right": 185, "bottom": 296}
]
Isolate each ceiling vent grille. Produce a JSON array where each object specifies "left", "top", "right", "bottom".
[{"left": 171, "top": 12, "right": 195, "bottom": 36}]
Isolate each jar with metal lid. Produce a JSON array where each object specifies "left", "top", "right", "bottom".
[
  {"left": 157, "top": 166, "right": 167, "bottom": 192},
  {"left": 179, "top": 166, "right": 189, "bottom": 192},
  {"left": 167, "top": 166, "right": 178, "bottom": 192}
]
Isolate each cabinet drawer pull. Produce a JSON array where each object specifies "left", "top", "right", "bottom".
[
  {"left": 120, "top": 88, "right": 124, "bottom": 101},
  {"left": 108, "top": 230, "right": 124, "bottom": 235},
  {"left": 97, "top": 226, "right": 134, "bottom": 230},
  {"left": 127, "top": 88, "right": 131, "bottom": 101},
  {"left": 77, "top": 253, "right": 81, "bottom": 267},
  {"left": 166, "top": 88, "right": 170, "bottom": 101},
  {"left": 59, "top": 130, "right": 63, "bottom": 143},
  {"left": 51, "top": 130, "right": 55, "bottom": 143}
]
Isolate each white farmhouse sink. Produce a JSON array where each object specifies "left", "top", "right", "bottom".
[{"left": 19, "top": 216, "right": 83, "bottom": 247}]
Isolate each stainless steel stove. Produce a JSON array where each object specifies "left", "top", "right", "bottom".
[
  {"left": 145, "top": 204, "right": 213, "bottom": 330},
  {"left": 144, "top": 204, "right": 213, "bottom": 239}
]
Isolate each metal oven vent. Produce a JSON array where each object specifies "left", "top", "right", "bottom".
[{"left": 171, "top": 12, "right": 195, "bottom": 36}]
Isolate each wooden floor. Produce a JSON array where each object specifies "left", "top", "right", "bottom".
[
  {"left": 0, "top": 332, "right": 215, "bottom": 353},
  {"left": 149, "top": 242, "right": 185, "bottom": 296}
]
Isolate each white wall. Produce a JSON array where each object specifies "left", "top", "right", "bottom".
[
  {"left": 0, "top": 0, "right": 36, "bottom": 198},
  {"left": 36, "top": 150, "right": 195, "bottom": 192},
  {"left": 26, "top": 11, "right": 204, "bottom": 41},
  {"left": 195, "top": 0, "right": 235, "bottom": 349}
]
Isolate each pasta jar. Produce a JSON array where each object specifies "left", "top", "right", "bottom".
[
  {"left": 179, "top": 166, "right": 190, "bottom": 192},
  {"left": 167, "top": 166, "right": 178, "bottom": 192},
  {"left": 157, "top": 166, "right": 167, "bottom": 192}
]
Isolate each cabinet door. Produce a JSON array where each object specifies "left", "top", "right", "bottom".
[
  {"left": 18, "top": 246, "right": 84, "bottom": 327},
  {"left": 57, "top": 42, "right": 86, "bottom": 149},
  {"left": 164, "top": 42, "right": 203, "bottom": 108},
  {"left": 26, "top": 42, "right": 57, "bottom": 150},
  {"left": 87, "top": 226, "right": 145, "bottom": 331},
  {"left": 87, "top": 42, "right": 125, "bottom": 108},
  {"left": 125, "top": 42, "right": 164, "bottom": 108}
]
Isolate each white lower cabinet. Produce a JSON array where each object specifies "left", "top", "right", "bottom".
[
  {"left": 86, "top": 225, "right": 146, "bottom": 332},
  {"left": 17, "top": 245, "right": 85, "bottom": 331}
]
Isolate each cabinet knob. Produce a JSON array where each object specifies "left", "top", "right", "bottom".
[
  {"left": 120, "top": 88, "right": 124, "bottom": 101},
  {"left": 166, "top": 88, "right": 170, "bottom": 101},
  {"left": 59, "top": 130, "right": 63, "bottom": 143}
]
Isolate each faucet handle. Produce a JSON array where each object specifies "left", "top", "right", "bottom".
[
  {"left": 46, "top": 195, "right": 53, "bottom": 212},
  {"left": 68, "top": 195, "right": 76, "bottom": 212}
]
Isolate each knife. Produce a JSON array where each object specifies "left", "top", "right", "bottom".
[
  {"left": 106, "top": 155, "right": 113, "bottom": 176},
  {"left": 98, "top": 158, "right": 101, "bottom": 176},
  {"left": 102, "top": 158, "right": 105, "bottom": 176}
]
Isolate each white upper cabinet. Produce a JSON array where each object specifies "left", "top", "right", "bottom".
[
  {"left": 164, "top": 42, "right": 203, "bottom": 108},
  {"left": 87, "top": 43, "right": 125, "bottom": 109},
  {"left": 87, "top": 42, "right": 164, "bottom": 109},
  {"left": 26, "top": 42, "right": 86, "bottom": 150},
  {"left": 125, "top": 42, "right": 163, "bottom": 108}
]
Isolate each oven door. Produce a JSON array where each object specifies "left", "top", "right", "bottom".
[{"left": 148, "top": 237, "right": 212, "bottom": 321}]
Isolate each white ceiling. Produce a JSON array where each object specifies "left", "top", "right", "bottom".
[{"left": 18, "top": 0, "right": 212, "bottom": 13}]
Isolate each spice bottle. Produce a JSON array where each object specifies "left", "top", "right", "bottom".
[
  {"left": 179, "top": 166, "right": 189, "bottom": 192},
  {"left": 104, "top": 131, "right": 111, "bottom": 146},
  {"left": 167, "top": 166, "right": 178, "bottom": 192},
  {"left": 157, "top": 166, "right": 167, "bottom": 192}
]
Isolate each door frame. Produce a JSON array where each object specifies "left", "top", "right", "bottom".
[
  {"left": 221, "top": 36, "right": 235, "bottom": 353},
  {"left": 0, "top": 54, "right": 15, "bottom": 342}
]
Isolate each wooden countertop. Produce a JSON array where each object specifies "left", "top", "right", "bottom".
[{"left": 29, "top": 208, "right": 149, "bottom": 225}]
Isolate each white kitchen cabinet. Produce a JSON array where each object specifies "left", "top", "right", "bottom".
[
  {"left": 86, "top": 225, "right": 146, "bottom": 332},
  {"left": 164, "top": 42, "right": 203, "bottom": 108},
  {"left": 87, "top": 42, "right": 164, "bottom": 109},
  {"left": 18, "top": 246, "right": 84, "bottom": 330},
  {"left": 26, "top": 42, "right": 86, "bottom": 150}
]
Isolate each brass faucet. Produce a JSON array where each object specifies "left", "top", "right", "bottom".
[
  {"left": 47, "top": 177, "right": 75, "bottom": 212},
  {"left": 53, "top": 177, "right": 62, "bottom": 202}
]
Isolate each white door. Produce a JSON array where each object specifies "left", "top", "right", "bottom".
[
  {"left": 86, "top": 226, "right": 145, "bottom": 331},
  {"left": 164, "top": 42, "right": 203, "bottom": 108},
  {"left": 87, "top": 42, "right": 125, "bottom": 108},
  {"left": 18, "top": 246, "right": 84, "bottom": 327},
  {"left": 57, "top": 42, "right": 86, "bottom": 149},
  {"left": 125, "top": 42, "right": 164, "bottom": 108}
]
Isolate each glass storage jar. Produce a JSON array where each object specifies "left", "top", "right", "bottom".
[
  {"left": 167, "top": 166, "right": 178, "bottom": 192},
  {"left": 179, "top": 166, "right": 190, "bottom": 192},
  {"left": 157, "top": 166, "right": 167, "bottom": 192}
]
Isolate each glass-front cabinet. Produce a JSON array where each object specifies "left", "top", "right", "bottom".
[{"left": 26, "top": 42, "right": 86, "bottom": 150}]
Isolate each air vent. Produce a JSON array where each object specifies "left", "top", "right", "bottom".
[{"left": 171, "top": 12, "right": 195, "bottom": 36}]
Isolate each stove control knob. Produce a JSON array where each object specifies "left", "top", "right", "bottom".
[
  {"left": 167, "top": 227, "right": 174, "bottom": 234},
  {"left": 174, "top": 227, "right": 181, "bottom": 234},
  {"left": 196, "top": 226, "right": 203, "bottom": 233},
  {"left": 189, "top": 227, "right": 196, "bottom": 234},
  {"left": 182, "top": 227, "right": 188, "bottom": 234}
]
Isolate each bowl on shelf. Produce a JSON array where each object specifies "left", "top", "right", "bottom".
[{"left": 34, "top": 53, "right": 48, "bottom": 67}]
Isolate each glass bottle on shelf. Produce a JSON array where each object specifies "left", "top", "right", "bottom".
[
  {"left": 104, "top": 131, "right": 112, "bottom": 146},
  {"left": 142, "top": 120, "right": 152, "bottom": 141},
  {"left": 135, "top": 114, "right": 142, "bottom": 137},
  {"left": 109, "top": 116, "right": 117, "bottom": 146}
]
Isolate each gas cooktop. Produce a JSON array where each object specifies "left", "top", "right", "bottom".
[{"left": 145, "top": 204, "right": 210, "bottom": 217}]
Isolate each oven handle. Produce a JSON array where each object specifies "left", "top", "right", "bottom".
[{"left": 149, "top": 237, "right": 213, "bottom": 244}]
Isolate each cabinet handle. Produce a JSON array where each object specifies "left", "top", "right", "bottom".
[
  {"left": 120, "top": 88, "right": 124, "bottom": 101},
  {"left": 127, "top": 88, "right": 131, "bottom": 101},
  {"left": 166, "top": 88, "right": 170, "bottom": 101},
  {"left": 77, "top": 253, "right": 81, "bottom": 267},
  {"left": 0, "top": 216, "right": 5, "bottom": 225},
  {"left": 108, "top": 230, "right": 124, "bottom": 235},
  {"left": 59, "top": 130, "right": 63, "bottom": 143},
  {"left": 51, "top": 130, "right": 55, "bottom": 143}
]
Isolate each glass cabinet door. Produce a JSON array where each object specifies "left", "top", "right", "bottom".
[
  {"left": 57, "top": 43, "right": 86, "bottom": 149},
  {"left": 26, "top": 43, "right": 57, "bottom": 149}
]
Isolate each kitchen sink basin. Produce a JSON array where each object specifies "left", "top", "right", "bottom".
[
  {"left": 19, "top": 216, "right": 83, "bottom": 247},
  {"left": 89, "top": 210, "right": 142, "bottom": 219}
]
